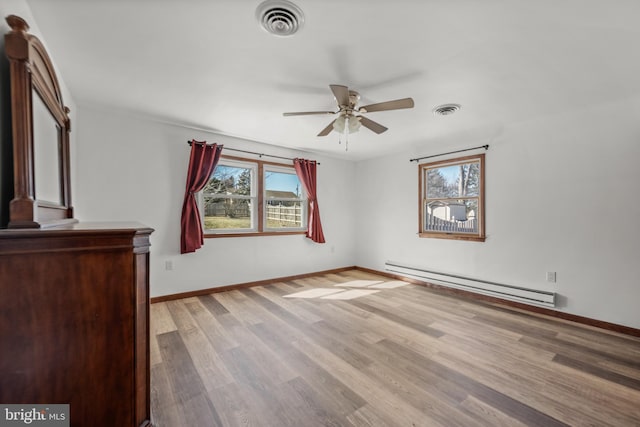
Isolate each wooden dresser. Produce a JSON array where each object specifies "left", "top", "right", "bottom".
[{"left": 0, "top": 222, "right": 154, "bottom": 427}]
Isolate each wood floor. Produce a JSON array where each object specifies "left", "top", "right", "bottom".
[{"left": 150, "top": 270, "right": 640, "bottom": 426}]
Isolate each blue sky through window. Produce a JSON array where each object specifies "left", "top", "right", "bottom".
[
  {"left": 266, "top": 171, "right": 301, "bottom": 196},
  {"left": 438, "top": 165, "right": 460, "bottom": 186}
]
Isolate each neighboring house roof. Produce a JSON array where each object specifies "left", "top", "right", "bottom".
[{"left": 266, "top": 190, "right": 298, "bottom": 199}]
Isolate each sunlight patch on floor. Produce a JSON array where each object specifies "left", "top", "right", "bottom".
[
  {"left": 368, "top": 281, "right": 409, "bottom": 289},
  {"left": 283, "top": 288, "right": 344, "bottom": 299},
  {"left": 283, "top": 279, "right": 409, "bottom": 300},
  {"left": 334, "top": 280, "right": 383, "bottom": 288},
  {"left": 321, "top": 289, "right": 381, "bottom": 300}
]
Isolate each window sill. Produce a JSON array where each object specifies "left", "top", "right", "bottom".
[
  {"left": 205, "top": 231, "right": 307, "bottom": 238},
  {"left": 418, "top": 232, "right": 486, "bottom": 242}
]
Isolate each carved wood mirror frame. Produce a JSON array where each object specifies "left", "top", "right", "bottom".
[{"left": 5, "top": 15, "right": 75, "bottom": 228}]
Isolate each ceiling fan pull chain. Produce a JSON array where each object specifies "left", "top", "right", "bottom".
[
  {"left": 345, "top": 129, "right": 349, "bottom": 151},
  {"left": 344, "top": 117, "right": 349, "bottom": 151}
]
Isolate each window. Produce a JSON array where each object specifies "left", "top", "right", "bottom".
[
  {"left": 419, "top": 154, "right": 485, "bottom": 241},
  {"left": 202, "top": 159, "right": 257, "bottom": 233},
  {"left": 264, "top": 165, "right": 306, "bottom": 231},
  {"left": 202, "top": 156, "right": 307, "bottom": 236}
]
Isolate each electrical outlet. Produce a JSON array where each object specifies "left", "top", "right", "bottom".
[
  {"left": 546, "top": 271, "right": 556, "bottom": 283},
  {"left": 165, "top": 260, "right": 173, "bottom": 271}
]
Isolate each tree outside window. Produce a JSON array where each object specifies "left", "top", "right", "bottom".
[{"left": 202, "top": 162, "right": 256, "bottom": 231}]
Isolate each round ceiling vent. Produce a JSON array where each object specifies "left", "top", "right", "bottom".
[
  {"left": 256, "top": 0, "right": 305, "bottom": 37},
  {"left": 433, "top": 104, "right": 462, "bottom": 116}
]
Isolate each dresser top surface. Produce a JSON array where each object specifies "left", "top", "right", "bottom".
[{"left": 0, "top": 221, "right": 154, "bottom": 239}]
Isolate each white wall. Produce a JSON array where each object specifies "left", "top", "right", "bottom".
[
  {"left": 75, "top": 106, "right": 357, "bottom": 297},
  {"left": 355, "top": 99, "right": 640, "bottom": 329}
]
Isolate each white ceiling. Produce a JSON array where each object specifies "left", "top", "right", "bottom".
[{"left": 25, "top": 0, "right": 640, "bottom": 160}]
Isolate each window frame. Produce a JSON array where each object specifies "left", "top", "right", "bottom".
[
  {"left": 263, "top": 164, "right": 308, "bottom": 232},
  {"left": 201, "top": 158, "right": 258, "bottom": 234},
  {"left": 202, "top": 155, "right": 308, "bottom": 238},
  {"left": 418, "top": 153, "right": 485, "bottom": 242}
]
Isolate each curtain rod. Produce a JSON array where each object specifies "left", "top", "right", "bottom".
[
  {"left": 187, "top": 140, "right": 319, "bottom": 164},
  {"left": 409, "top": 144, "right": 489, "bottom": 163}
]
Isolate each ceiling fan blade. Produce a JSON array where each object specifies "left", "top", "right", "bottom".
[
  {"left": 317, "top": 119, "right": 336, "bottom": 136},
  {"left": 359, "top": 97, "right": 414, "bottom": 113},
  {"left": 283, "top": 111, "right": 335, "bottom": 116},
  {"left": 330, "top": 84, "right": 350, "bottom": 107},
  {"left": 359, "top": 116, "right": 388, "bottom": 134}
]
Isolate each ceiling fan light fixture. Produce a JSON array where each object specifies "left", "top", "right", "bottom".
[
  {"left": 256, "top": 0, "right": 305, "bottom": 37},
  {"left": 332, "top": 115, "right": 361, "bottom": 134},
  {"left": 348, "top": 116, "right": 362, "bottom": 133}
]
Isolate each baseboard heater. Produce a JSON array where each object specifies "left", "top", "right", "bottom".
[{"left": 385, "top": 261, "right": 556, "bottom": 308}]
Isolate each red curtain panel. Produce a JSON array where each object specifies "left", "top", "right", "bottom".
[
  {"left": 293, "top": 158, "right": 326, "bottom": 243},
  {"left": 180, "top": 140, "right": 223, "bottom": 253}
]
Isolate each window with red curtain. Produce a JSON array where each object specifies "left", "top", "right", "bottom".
[
  {"left": 293, "top": 158, "right": 325, "bottom": 243},
  {"left": 202, "top": 157, "right": 308, "bottom": 236},
  {"left": 180, "top": 140, "right": 223, "bottom": 253}
]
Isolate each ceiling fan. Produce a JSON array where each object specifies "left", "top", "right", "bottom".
[{"left": 283, "top": 84, "right": 414, "bottom": 137}]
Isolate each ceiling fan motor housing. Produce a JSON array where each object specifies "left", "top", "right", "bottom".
[{"left": 347, "top": 91, "right": 360, "bottom": 109}]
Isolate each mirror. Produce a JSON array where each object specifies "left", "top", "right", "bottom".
[
  {"left": 4, "top": 15, "right": 75, "bottom": 228},
  {"left": 32, "top": 90, "right": 62, "bottom": 206}
]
